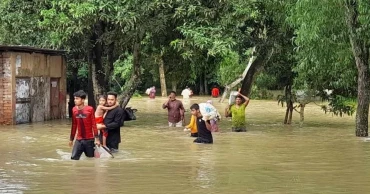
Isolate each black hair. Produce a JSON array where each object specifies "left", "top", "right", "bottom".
[
  {"left": 236, "top": 95, "right": 243, "bottom": 100},
  {"left": 107, "top": 91, "right": 118, "bottom": 99},
  {"left": 74, "top": 90, "right": 87, "bottom": 99},
  {"left": 170, "top": 91, "right": 176, "bottom": 95},
  {"left": 190, "top": 103, "right": 200, "bottom": 110},
  {"left": 98, "top": 95, "right": 107, "bottom": 100}
]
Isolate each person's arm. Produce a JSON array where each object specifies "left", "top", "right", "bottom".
[
  {"left": 90, "top": 109, "right": 100, "bottom": 142},
  {"left": 69, "top": 111, "right": 77, "bottom": 146},
  {"left": 203, "top": 118, "right": 212, "bottom": 131},
  {"left": 105, "top": 109, "right": 123, "bottom": 132},
  {"left": 179, "top": 102, "right": 185, "bottom": 121},
  {"left": 162, "top": 99, "right": 170, "bottom": 109},
  {"left": 186, "top": 115, "right": 195, "bottom": 129},
  {"left": 202, "top": 115, "right": 211, "bottom": 129},
  {"left": 225, "top": 105, "right": 232, "bottom": 117},
  {"left": 238, "top": 92, "right": 250, "bottom": 106},
  {"left": 99, "top": 104, "right": 118, "bottom": 111}
]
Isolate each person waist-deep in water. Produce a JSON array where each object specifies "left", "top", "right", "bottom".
[
  {"left": 181, "top": 87, "right": 191, "bottom": 99},
  {"left": 225, "top": 93, "right": 250, "bottom": 132},
  {"left": 69, "top": 90, "right": 100, "bottom": 160},
  {"left": 162, "top": 91, "right": 185, "bottom": 127},
  {"left": 211, "top": 87, "right": 220, "bottom": 98},
  {"left": 95, "top": 95, "right": 118, "bottom": 149},
  {"left": 97, "top": 92, "right": 123, "bottom": 153},
  {"left": 149, "top": 86, "right": 156, "bottom": 99},
  {"left": 190, "top": 103, "right": 213, "bottom": 144}
]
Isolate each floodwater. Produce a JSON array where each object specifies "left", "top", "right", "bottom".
[{"left": 1, "top": 96, "right": 370, "bottom": 194}]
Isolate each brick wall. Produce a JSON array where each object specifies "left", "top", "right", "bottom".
[{"left": 0, "top": 54, "right": 13, "bottom": 125}]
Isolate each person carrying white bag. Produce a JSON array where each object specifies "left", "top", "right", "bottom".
[{"left": 199, "top": 101, "right": 221, "bottom": 132}]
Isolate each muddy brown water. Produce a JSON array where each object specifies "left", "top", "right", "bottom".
[{"left": 1, "top": 96, "right": 370, "bottom": 194}]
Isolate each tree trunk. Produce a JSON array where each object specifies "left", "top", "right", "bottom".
[
  {"left": 219, "top": 47, "right": 257, "bottom": 102},
  {"left": 299, "top": 104, "right": 305, "bottom": 127},
  {"left": 199, "top": 73, "right": 204, "bottom": 95},
  {"left": 105, "top": 42, "right": 115, "bottom": 89},
  {"left": 219, "top": 86, "right": 230, "bottom": 103},
  {"left": 171, "top": 80, "right": 177, "bottom": 92},
  {"left": 284, "top": 85, "right": 294, "bottom": 125},
  {"left": 288, "top": 103, "right": 293, "bottom": 124},
  {"left": 284, "top": 106, "right": 289, "bottom": 124},
  {"left": 68, "top": 65, "right": 78, "bottom": 118},
  {"left": 354, "top": 61, "right": 370, "bottom": 137},
  {"left": 119, "top": 41, "right": 142, "bottom": 108},
  {"left": 159, "top": 56, "right": 167, "bottom": 97},
  {"left": 204, "top": 72, "right": 209, "bottom": 95},
  {"left": 91, "top": 22, "right": 106, "bottom": 101},
  {"left": 240, "top": 46, "right": 273, "bottom": 97},
  {"left": 345, "top": 1, "right": 370, "bottom": 137},
  {"left": 87, "top": 51, "right": 96, "bottom": 109}
]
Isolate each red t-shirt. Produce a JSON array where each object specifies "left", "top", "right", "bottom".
[
  {"left": 70, "top": 106, "right": 98, "bottom": 141},
  {"left": 211, "top": 88, "right": 220, "bottom": 97}
]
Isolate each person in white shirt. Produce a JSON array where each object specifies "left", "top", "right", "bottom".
[{"left": 181, "top": 86, "right": 191, "bottom": 99}]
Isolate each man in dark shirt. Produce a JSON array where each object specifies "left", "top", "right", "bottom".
[
  {"left": 162, "top": 91, "right": 185, "bottom": 127},
  {"left": 97, "top": 91, "right": 123, "bottom": 152},
  {"left": 190, "top": 103, "right": 213, "bottom": 144}
]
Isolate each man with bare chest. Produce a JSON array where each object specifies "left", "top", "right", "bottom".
[{"left": 162, "top": 91, "right": 185, "bottom": 127}]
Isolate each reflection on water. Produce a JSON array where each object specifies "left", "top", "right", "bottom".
[{"left": 1, "top": 96, "right": 370, "bottom": 193}]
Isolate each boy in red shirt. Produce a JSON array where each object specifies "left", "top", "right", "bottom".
[{"left": 69, "top": 90, "right": 100, "bottom": 160}]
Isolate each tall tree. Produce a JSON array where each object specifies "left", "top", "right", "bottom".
[{"left": 289, "top": 0, "right": 370, "bottom": 136}]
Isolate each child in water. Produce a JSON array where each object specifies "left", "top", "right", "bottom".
[{"left": 95, "top": 95, "right": 118, "bottom": 149}]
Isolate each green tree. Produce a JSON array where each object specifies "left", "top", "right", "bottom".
[{"left": 289, "top": 0, "right": 370, "bottom": 136}]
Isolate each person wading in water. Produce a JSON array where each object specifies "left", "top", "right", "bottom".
[
  {"left": 163, "top": 91, "right": 185, "bottom": 127},
  {"left": 94, "top": 95, "right": 118, "bottom": 150},
  {"left": 69, "top": 90, "right": 100, "bottom": 160},
  {"left": 225, "top": 93, "right": 250, "bottom": 132},
  {"left": 97, "top": 92, "right": 124, "bottom": 153},
  {"left": 190, "top": 103, "right": 213, "bottom": 144}
]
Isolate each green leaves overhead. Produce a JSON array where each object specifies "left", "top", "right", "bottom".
[{"left": 288, "top": 0, "right": 358, "bottom": 92}]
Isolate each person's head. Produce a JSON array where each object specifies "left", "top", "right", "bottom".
[
  {"left": 74, "top": 90, "right": 87, "bottom": 106},
  {"left": 98, "top": 95, "right": 107, "bottom": 106},
  {"left": 169, "top": 91, "right": 176, "bottom": 101},
  {"left": 107, "top": 91, "right": 118, "bottom": 106},
  {"left": 235, "top": 95, "right": 243, "bottom": 105},
  {"left": 190, "top": 103, "right": 200, "bottom": 116}
]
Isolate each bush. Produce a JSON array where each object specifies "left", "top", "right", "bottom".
[
  {"left": 132, "top": 91, "right": 142, "bottom": 98},
  {"left": 250, "top": 86, "right": 274, "bottom": 100},
  {"left": 321, "top": 95, "right": 356, "bottom": 117}
]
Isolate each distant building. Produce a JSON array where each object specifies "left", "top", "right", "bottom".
[{"left": 0, "top": 45, "right": 66, "bottom": 125}]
